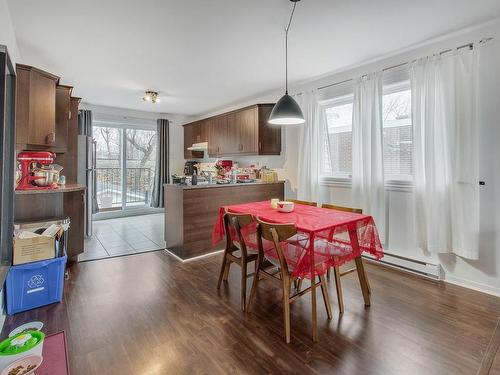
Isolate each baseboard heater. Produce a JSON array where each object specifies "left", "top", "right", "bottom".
[{"left": 363, "top": 251, "right": 443, "bottom": 280}]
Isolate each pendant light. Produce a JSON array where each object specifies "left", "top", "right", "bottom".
[{"left": 268, "top": 0, "right": 305, "bottom": 126}]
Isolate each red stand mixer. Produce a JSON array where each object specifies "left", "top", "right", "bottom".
[{"left": 16, "top": 151, "right": 58, "bottom": 190}]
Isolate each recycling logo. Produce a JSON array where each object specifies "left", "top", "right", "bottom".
[{"left": 27, "top": 274, "right": 45, "bottom": 289}]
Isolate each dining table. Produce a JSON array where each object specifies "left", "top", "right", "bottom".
[{"left": 212, "top": 200, "right": 384, "bottom": 341}]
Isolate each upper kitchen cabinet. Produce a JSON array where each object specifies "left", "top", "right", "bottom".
[
  {"left": 208, "top": 115, "right": 229, "bottom": 156},
  {"left": 15, "top": 64, "right": 60, "bottom": 149},
  {"left": 182, "top": 104, "right": 281, "bottom": 158},
  {"left": 53, "top": 85, "right": 73, "bottom": 153},
  {"left": 183, "top": 121, "right": 204, "bottom": 159}
]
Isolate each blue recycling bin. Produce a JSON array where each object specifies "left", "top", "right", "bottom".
[{"left": 5, "top": 253, "right": 67, "bottom": 315}]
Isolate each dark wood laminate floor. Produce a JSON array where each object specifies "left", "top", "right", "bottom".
[{"left": 2, "top": 250, "right": 500, "bottom": 375}]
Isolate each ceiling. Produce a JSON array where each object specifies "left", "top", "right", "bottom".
[{"left": 7, "top": 0, "right": 500, "bottom": 116}]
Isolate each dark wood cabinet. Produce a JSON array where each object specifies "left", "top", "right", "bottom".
[
  {"left": 64, "top": 190, "right": 85, "bottom": 258},
  {"left": 56, "top": 97, "right": 81, "bottom": 184},
  {"left": 15, "top": 64, "right": 59, "bottom": 149},
  {"left": 257, "top": 104, "right": 281, "bottom": 155},
  {"left": 183, "top": 121, "right": 204, "bottom": 159},
  {"left": 183, "top": 104, "right": 281, "bottom": 158},
  {"left": 53, "top": 85, "right": 72, "bottom": 153},
  {"left": 208, "top": 115, "right": 229, "bottom": 156}
]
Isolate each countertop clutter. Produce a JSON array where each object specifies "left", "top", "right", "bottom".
[{"left": 166, "top": 181, "right": 285, "bottom": 190}]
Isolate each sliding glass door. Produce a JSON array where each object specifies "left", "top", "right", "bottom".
[
  {"left": 125, "top": 129, "right": 157, "bottom": 207},
  {"left": 94, "top": 125, "right": 157, "bottom": 212}
]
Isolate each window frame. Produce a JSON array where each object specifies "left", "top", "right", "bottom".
[
  {"left": 382, "top": 80, "right": 413, "bottom": 184},
  {"left": 319, "top": 93, "right": 355, "bottom": 181}
]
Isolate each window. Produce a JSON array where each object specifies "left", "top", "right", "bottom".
[
  {"left": 383, "top": 81, "right": 413, "bottom": 181},
  {"left": 320, "top": 95, "right": 354, "bottom": 178},
  {"left": 319, "top": 79, "right": 413, "bottom": 183}
]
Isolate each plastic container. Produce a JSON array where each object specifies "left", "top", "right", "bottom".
[
  {"left": 6, "top": 253, "right": 67, "bottom": 315},
  {"left": 0, "top": 331, "right": 45, "bottom": 370}
]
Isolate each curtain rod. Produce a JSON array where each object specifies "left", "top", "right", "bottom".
[{"left": 317, "top": 37, "right": 493, "bottom": 91}]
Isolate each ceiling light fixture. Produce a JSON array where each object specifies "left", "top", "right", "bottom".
[
  {"left": 143, "top": 90, "right": 160, "bottom": 103},
  {"left": 268, "top": 0, "right": 305, "bottom": 126}
]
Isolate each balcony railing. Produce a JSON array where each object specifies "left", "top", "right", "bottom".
[{"left": 96, "top": 167, "right": 154, "bottom": 209}]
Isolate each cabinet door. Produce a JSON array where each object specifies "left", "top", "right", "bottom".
[
  {"left": 208, "top": 116, "right": 229, "bottom": 156},
  {"left": 238, "top": 107, "right": 258, "bottom": 154},
  {"left": 54, "top": 86, "right": 71, "bottom": 153},
  {"left": 258, "top": 104, "right": 281, "bottom": 155},
  {"left": 28, "top": 71, "right": 57, "bottom": 146},
  {"left": 224, "top": 113, "right": 240, "bottom": 155},
  {"left": 64, "top": 190, "right": 85, "bottom": 258},
  {"left": 184, "top": 124, "right": 194, "bottom": 159},
  {"left": 192, "top": 121, "right": 208, "bottom": 143}
]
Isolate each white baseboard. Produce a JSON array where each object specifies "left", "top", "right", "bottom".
[{"left": 444, "top": 274, "right": 500, "bottom": 298}]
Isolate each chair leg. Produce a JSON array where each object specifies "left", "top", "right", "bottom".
[
  {"left": 319, "top": 274, "right": 332, "bottom": 319},
  {"left": 355, "top": 257, "right": 370, "bottom": 306},
  {"left": 241, "top": 260, "right": 247, "bottom": 312},
  {"left": 222, "top": 259, "right": 231, "bottom": 282},
  {"left": 326, "top": 267, "right": 331, "bottom": 279},
  {"left": 217, "top": 254, "right": 228, "bottom": 289},
  {"left": 333, "top": 266, "right": 344, "bottom": 314},
  {"left": 283, "top": 278, "right": 291, "bottom": 344},
  {"left": 297, "top": 279, "right": 303, "bottom": 291},
  {"left": 247, "top": 261, "right": 261, "bottom": 313}
]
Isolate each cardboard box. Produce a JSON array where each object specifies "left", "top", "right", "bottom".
[{"left": 13, "top": 235, "right": 56, "bottom": 265}]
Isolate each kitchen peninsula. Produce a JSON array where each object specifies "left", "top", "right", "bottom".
[{"left": 164, "top": 181, "right": 284, "bottom": 259}]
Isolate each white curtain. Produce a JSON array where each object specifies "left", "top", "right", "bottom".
[
  {"left": 352, "top": 72, "right": 386, "bottom": 240},
  {"left": 411, "top": 46, "right": 479, "bottom": 259},
  {"left": 297, "top": 91, "right": 320, "bottom": 201}
]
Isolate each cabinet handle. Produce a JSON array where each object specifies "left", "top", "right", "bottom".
[
  {"left": 46, "top": 132, "right": 56, "bottom": 145},
  {"left": 259, "top": 141, "right": 261, "bottom": 151},
  {"left": 68, "top": 111, "right": 72, "bottom": 120}
]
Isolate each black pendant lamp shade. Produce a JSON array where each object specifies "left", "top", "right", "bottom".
[
  {"left": 268, "top": 0, "right": 305, "bottom": 126},
  {"left": 268, "top": 94, "right": 305, "bottom": 125}
]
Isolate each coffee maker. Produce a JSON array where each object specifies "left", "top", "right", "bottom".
[
  {"left": 16, "top": 151, "right": 58, "bottom": 190},
  {"left": 184, "top": 161, "right": 199, "bottom": 176}
]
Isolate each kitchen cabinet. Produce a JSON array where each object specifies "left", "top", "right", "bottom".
[
  {"left": 182, "top": 104, "right": 281, "bottom": 158},
  {"left": 183, "top": 122, "right": 204, "bottom": 159},
  {"left": 53, "top": 85, "right": 72, "bottom": 153},
  {"left": 56, "top": 97, "right": 81, "bottom": 184},
  {"left": 15, "top": 64, "right": 59, "bottom": 149},
  {"left": 208, "top": 116, "right": 229, "bottom": 156},
  {"left": 14, "top": 185, "right": 87, "bottom": 261}
]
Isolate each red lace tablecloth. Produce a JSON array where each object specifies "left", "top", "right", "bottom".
[{"left": 212, "top": 201, "right": 383, "bottom": 279}]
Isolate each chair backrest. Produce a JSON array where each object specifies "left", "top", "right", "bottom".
[
  {"left": 223, "top": 212, "right": 254, "bottom": 257},
  {"left": 288, "top": 199, "right": 317, "bottom": 207},
  {"left": 321, "top": 203, "right": 362, "bottom": 214},
  {"left": 256, "top": 218, "right": 297, "bottom": 275}
]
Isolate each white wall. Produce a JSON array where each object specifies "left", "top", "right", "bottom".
[
  {"left": 80, "top": 103, "right": 191, "bottom": 182},
  {"left": 187, "top": 19, "right": 500, "bottom": 296},
  {"left": 0, "top": 0, "right": 19, "bottom": 64}
]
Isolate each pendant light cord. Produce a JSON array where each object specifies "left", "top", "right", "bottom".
[{"left": 285, "top": 1, "right": 298, "bottom": 95}]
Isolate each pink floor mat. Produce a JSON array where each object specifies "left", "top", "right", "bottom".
[{"left": 37, "top": 331, "right": 70, "bottom": 375}]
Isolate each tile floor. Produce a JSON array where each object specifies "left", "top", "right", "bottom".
[{"left": 78, "top": 213, "right": 165, "bottom": 261}]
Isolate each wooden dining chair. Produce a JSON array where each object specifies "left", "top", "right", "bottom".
[
  {"left": 247, "top": 219, "right": 332, "bottom": 343},
  {"left": 217, "top": 212, "right": 258, "bottom": 312},
  {"left": 321, "top": 203, "right": 371, "bottom": 314},
  {"left": 288, "top": 199, "right": 317, "bottom": 207}
]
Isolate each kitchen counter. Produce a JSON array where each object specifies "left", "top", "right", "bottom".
[
  {"left": 166, "top": 181, "right": 285, "bottom": 190},
  {"left": 164, "top": 181, "right": 284, "bottom": 259},
  {"left": 14, "top": 184, "right": 86, "bottom": 260},
  {"left": 14, "top": 183, "right": 86, "bottom": 195}
]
